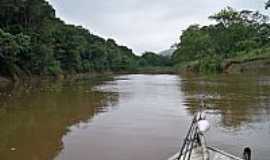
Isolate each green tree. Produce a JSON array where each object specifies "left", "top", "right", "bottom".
[
  {"left": 0, "top": 0, "right": 170, "bottom": 79},
  {"left": 173, "top": 7, "right": 270, "bottom": 73},
  {"left": 0, "top": 29, "right": 31, "bottom": 79}
]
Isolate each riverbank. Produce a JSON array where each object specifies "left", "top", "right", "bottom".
[
  {"left": 0, "top": 67, "right": 179, "bottom": 87},
  {"left": 223, "top": 48, "right": 270, "bottom": 73},
  {"left": 175, "top": 48, "right": 270, "bottom": 74},
  {"left": 224, "top": 57, "right": 270, "bottom": 73},
  {"left": 2, "top": 53, "right": 270, "bottom": 88},
  {"left": 0, "top": 72, "right": 116, "bottom": 98},
  {"left": 130, "top": 67, "right": 176, "bottom": 74}
]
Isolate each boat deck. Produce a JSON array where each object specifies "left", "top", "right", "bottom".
[
  {"left": 168, "top": 146, "right": 244, "bottom": 160},
  {"left": 169, "top": 112, "right": 246, "bottom": 160},
  {"left": 208, "top": 146, "right": 244, "bottom": 160}
]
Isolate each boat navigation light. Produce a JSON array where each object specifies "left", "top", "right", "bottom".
[{"left": 198, "top": 120, "right": 210, "bottom": 133}]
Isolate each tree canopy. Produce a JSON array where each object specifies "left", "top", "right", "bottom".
[
  {"left": 138, "top": 52, "right": 171, "bottom": 67},
  {"left": 0, "top": 0, "right": 141, "bottom": 79},
  {"left": 3, "top": 1, "right": 269, "bottom": 77},
  {"left": 173, "top": 7, "right": 270, "bottom": 73}
]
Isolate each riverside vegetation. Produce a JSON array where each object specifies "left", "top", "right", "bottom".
[
  {"left": 0, "top": 0, "right": 171, "bottom": 81},
  {"left": 173, "top": 3, "right": 270, "bottom": 73},
  {"left": 1, "top": 0, "right": 270, "bottom": 81}
]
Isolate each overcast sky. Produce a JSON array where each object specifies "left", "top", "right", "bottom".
[{"left": 47, "top": 0, "right": 267, "bottom": 55}]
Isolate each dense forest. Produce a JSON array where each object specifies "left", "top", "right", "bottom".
[
  {"left": 2, "top": 0, "right": 270, "bottom": 80},
  {"left": 0, "top": 0, "right": 170, "bottom": 81},
  {"left": 173, "top": 3, "right": 270, "bottom": 73}
]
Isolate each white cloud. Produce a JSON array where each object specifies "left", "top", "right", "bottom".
[{"left": 48, "top": 0, "right": 268, "bottom": 54}]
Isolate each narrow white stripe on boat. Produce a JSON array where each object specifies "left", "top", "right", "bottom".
[{"left": 208, "top": 146, "right": 244, "bottom": 160}]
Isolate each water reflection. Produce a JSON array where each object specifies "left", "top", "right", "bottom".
[
  {"left": 54, "top": 75, "right": 187, "bottom": 160},
  {"left": 181, "top": 73, "right": 270, "bottom": 129},
  {"left": 0, "top": 78, "right": 118, "bottom": 160},
  {"left": 1, "top": 74, "right": 270, "bottom": 160}
]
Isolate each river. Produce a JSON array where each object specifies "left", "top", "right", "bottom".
[{"left": 0, "top": 74, "right": 269, "bottom": 160}]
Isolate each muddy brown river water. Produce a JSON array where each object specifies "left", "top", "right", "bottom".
[{"left": 0, "top": 74, "right": 270, "bottom": 160}]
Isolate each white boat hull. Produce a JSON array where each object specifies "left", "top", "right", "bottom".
[
  {"left": 168, "top": 146, "right": 244, "bottom": 160},
  {"left": 169, "top": 112, "right": 247, "bottom": 160}
]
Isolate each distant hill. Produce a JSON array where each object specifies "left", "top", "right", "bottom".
[{"left": 159, "top": 48, "right": 176, "bottom": 57}]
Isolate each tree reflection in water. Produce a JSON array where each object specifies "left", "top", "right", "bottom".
[
  {"left": 0, "top": 78, "right": 119, "bottom": 160},
  {"left": 180, "top": 73, "right": 270, "bottom": 129}
]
